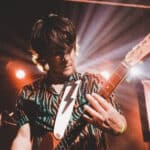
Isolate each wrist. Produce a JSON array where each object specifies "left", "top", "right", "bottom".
[{"left": 119, "top": 122, "right": 126, "bottom": 134}]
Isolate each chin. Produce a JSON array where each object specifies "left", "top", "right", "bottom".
[{"left": 63, "top": 69, "right": 75, "bottom": 77}]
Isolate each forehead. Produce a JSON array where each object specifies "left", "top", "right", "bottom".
[{"left": 49, "top": 46, "right": 74, "bottom": 55}]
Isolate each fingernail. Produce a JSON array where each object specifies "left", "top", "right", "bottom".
[
  {"left": 84, "top": 105, "right": 88, "bottom": 108},
  {"left": 92, "top": 92, "right": 97, "bottom": 96},
  {"left": 83, "top": 105, "right": 88, "bottom": 110},
  {"left": 86, "top": 94, "right": 90, "bottom": 97}
]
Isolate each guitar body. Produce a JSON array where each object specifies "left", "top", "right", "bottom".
[{"left": 38, "top": 132, "right": 60, "bottom": 150}]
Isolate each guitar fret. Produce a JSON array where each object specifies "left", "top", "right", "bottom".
[{"left": 99, "top": 62, "right": 128, "bottom": 99}]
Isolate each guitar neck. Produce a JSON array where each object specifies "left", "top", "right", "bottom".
[
  {"left": 99, "top": 61, "right": 129, "bottom": 99},
  {"left": 100, "top": 33, "right": 150, "bottom": 98}
]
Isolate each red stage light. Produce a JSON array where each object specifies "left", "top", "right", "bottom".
[
  {"left": 16, "top": 70, "right": 26, "bottom": 79},
  {"left": 6, "top": 61, "right": 32, "bottom": 89}
]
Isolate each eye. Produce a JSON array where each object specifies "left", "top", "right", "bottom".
[
  {"left": 52, "top": 49, "right": 64, "bottom": 56},
  {"left": 55, "top": 55, "right": 62, "bottom": 60}
]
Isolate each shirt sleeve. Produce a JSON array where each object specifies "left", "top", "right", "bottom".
[{"left": 15, "top": 87, "right": 30, "bottom": 128}]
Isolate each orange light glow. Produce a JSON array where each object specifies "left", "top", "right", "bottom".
[
  {"left": 6, "top": 61, "right": 32, "bottom": 89},
  {"left": 16, "top": 70, "right": 26, "bottom": 79}
]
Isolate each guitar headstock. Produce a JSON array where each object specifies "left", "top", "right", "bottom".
[{"left": 125, "top": 33, "right": 150, "bottom": 66}]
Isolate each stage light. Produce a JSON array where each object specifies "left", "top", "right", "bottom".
[
  {"left": 129, "top": 65, "right": 142, "bottom": 78},
  {"left": 100, "top": 70, "right": 110, "bottom": 80},
  {"left": 16, "top": 70, "right": 26, "bottom": 79}
]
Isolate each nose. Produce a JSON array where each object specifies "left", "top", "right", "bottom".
[{"left": 62, "top": 53, "right": 70, "bottom": 62}]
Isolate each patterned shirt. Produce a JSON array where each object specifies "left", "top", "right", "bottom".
[{"left": 16, "top": 72, "right": 119, "bottom": 150}]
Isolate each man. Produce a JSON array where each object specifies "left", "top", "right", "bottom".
[{"left": 11, "top": 13, "right": 127, "bottom": 150}]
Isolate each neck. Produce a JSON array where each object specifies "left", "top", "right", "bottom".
[{"left": 46, "top": 71, "right": 70, "bottom": 84}]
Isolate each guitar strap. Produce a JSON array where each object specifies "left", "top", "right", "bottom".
[{"left": 54, "top": 80, "right": 81, "bottom": 140}]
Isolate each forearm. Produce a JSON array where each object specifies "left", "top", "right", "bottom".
[
  {"left": 11, "top": 123, "right": 32, "bottom": 150},
  {"left": 11, "top": 135, "right": 32, "bottom": 150}
]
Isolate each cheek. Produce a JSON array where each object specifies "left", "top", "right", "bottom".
[
  {"left": 71, "top": 55, "right": 76, "bottom": 65},
  {"left": 70, "top": 51, "right": 76, "bottom": 61}
]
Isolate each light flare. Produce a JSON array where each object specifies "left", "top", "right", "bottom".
[{"left": 16, "top": 70, "right": 26, "bottom": 79}]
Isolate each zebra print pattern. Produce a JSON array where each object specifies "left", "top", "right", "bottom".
[{"left": 16, "top": 72, "right": 118, "bottom": 150}]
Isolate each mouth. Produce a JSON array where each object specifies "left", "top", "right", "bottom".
[
  {"left": 65, "top": 65, "right": 71, "bottom": 69},
  {"left": 64, "top": 64, "right": 72, "bottom": 70}
]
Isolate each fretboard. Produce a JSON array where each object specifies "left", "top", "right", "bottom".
[{"left": 99, "top": 61, "right": 129, "bottom": 99}]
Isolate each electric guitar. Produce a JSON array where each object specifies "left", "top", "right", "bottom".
[{"left": 46, "top": 33, "right": 150, "bottom": 150}]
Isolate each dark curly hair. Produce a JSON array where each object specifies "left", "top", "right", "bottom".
[{"left": 30, "top": 14, "right": 77, "bottom": 69}]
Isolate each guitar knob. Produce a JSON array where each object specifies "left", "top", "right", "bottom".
[{"left": 55, "top": 133, "right": 62, "bottom": 140}]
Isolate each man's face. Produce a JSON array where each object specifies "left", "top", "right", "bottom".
[{"left": 47, "top": 48, "right": 76, "bottom": 77}]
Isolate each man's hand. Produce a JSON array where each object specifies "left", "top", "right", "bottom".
[{"left": 83, "top": 93, "right": 127, "bottom": 135}]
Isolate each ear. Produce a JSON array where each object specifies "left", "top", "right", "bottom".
[{"left": 44, "top": 63, "right": 49, "bottom": 71}]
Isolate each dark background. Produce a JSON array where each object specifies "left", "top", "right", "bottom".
[{"left": 0, "top": 0, "right": 150, "bottom": 149}]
